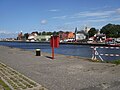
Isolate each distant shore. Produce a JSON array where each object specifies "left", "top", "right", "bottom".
[{"left": 0, "top": 40, "right": 120, "bottom": 47}]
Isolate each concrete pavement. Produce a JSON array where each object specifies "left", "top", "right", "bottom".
[{"left": 0, "top": 46, "right": 120, "bottom": 90}]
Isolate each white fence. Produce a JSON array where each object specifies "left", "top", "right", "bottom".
[{"left": 91, "top": 46, "right": 120, "bottom": 61}]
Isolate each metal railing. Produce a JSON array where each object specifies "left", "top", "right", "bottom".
[{"left": 91, "top": 46, "right": 120, "bottom": 61}]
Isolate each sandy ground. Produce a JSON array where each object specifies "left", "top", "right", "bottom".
[{"left": 0, "top": 46, "right": 120, "bottom": 90}]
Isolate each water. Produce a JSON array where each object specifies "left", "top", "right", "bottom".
[{"left": 0, "top": 41, "right": 120, "bottom": 61}]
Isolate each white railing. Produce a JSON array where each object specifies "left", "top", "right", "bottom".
[{"left": 91, "top": 46, "right": 120, "bottom": 61}]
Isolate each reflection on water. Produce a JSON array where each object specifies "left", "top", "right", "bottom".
[{"left": 0, "top": 41, "right": 120, "bottom": 61}]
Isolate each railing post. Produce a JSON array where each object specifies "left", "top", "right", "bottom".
[
  {"left": 92, "top": 46, "right": 96, "bottom": 60},
  {"left": 91, "top": 46, "right": 104, "bottom": 61}
]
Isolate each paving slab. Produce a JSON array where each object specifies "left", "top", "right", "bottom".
[{"left": 0, "top": 60, "right": 47, "bottom": 90}]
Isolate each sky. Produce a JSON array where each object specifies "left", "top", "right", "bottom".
[{"left": 0, "top": 0, "right": 120, "bottom": 38}]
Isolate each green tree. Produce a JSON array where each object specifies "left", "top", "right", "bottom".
[
  {"left": 47, "top": 32, "right": 53, "bottom": 35},
  {"left": 88, "top": 28, "right": 97, "bottom": 37},
  {"left": 38, "top": 32, "right": 42, "bottom": 35},
  {"left": 100, "top": 23, "right": 120, "bottom": 38},
  {"left": 42, "top": 31, "right": 47, "bottom": 35},
  {"left": 23, "top": 33, "right": 29, "bottom": 40},
  {"left": 31, "top": 31, "right": 38, "bottom": 35},
  {"left": 53, "top": 31, "right": 59, "bottom": 36}
]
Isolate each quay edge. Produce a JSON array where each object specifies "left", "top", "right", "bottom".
[{"left": 0, "top": 41, "right": 120, "bottom": 47}]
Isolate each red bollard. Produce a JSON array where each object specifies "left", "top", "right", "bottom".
[{"left": 50, "top": 36, "right": 60, "bottom": 59}]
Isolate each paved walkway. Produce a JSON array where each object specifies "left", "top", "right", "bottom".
[
  {"left": 0, "top": 46, "right": 120, "bottom": 90},
  {"left": 0, "top": 62, "right": 47, "bottom": 90}
]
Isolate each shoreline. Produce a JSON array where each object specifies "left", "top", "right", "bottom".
[
  {"left": 0, "top": 45, "right": 92, "bottom": 60},
  {"left": 0, "top": 42, "right": 120, "bottom": 61},
  {"left": 0, "top": 40, "right": 120, "bottom": 47}
]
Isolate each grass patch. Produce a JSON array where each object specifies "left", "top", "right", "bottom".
[
  {"left": 110, "top": 60, "right": 120, "bottom": 65},
  {"left": 105, "top": 60, "right": 120, "bottom": 65},
  {"left": 0, "top": 78, "right": 11, "bottom": 90}
]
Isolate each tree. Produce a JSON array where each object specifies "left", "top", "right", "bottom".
[
  {"left": 38, "top": 32, "right": 42, "bottom": 35},
  {"left": 88, "top": 28, "right": 97, "bottom": 37},
  {"left": 53, "top": 31, "right": 59, "bottom": 36},
  {"left": 42, "top": 31, "right": 47, "bottom": 35},
  {"left": 100, "top": 23, "right": 120, "bottom": 38},
  {"left": 47, "top": 32, "right": 53, "bottom": 35},
  {"left": 31, "top": 31, "right": 38, "bottom": 35},
  {"left": 23, "top": 33, "right": 29, "bottom": 40}
]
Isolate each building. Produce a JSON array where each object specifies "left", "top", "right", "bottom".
[
  {"left": 17, "top": 31, "right": 23, "bottom": 40},
  {"left": 74, "top": 27, "right": 87, "bottom": 41},
  {"left": 59, "top": 32, "right": 67, "bottom": 40},
  {"left": 59, "top": 32, "right": 74, "bottom": 40},
  {"left": 94, "top": 30, "right": 106, "bottom": 43},
  {"left": 87, "top": 37, "right": 94, "bottom": 43},
  {"left": 76, "top": 33, "right": 86, "bottom": 41},
  {"left": 28, "top": 35, "right": 36, "bottom": 41},
  {"left": 28, "top": 32, "right": 38, "bottom": 41},
  {"left": 36, "top": 35, "right": 51, "bottom": 41},
  {"left": 94, "top": 34, "right": 106, "bottom": 42},
  {"left": 67, "top": 32, "right": 74, "bottom": 39}
]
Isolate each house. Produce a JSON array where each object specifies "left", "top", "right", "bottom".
[
  {"left": 28, "top": 35, "right": 36, "bottom": 41},
  {"left": 28, "top": 32, "right": 38, "bottom": 41},
  {"left": 87, "top": 37, "right": 94, "bottom": 43},
  {"left": 59, "top": 32, "right": 74, "bottom": 42},
  {"left": 59, "top": 32, "right": 67, "bottom": 40},
  {"left": 67, "top": 32, "right": 74, "bottom": 39},
  {"left": 36, "top": 35, "right": 51, "bottom": 41},
  {"left": 94, "top": 34, "right": 106, "bottom": 43},
  {"left": 74, "top": 27, "right": 87, "bottom": 41},
  {"left": 76, "top": 31, "right": 86, "bottom": 41}
]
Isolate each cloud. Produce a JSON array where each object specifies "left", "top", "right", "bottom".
[
  {"left": 55, "top": 25, "right": 74, "bottom": 31},
  {"left": 90, "top": 5, "right": 111, "bottom": 11},
  {"left": 63, "top": 8, "right": 120, "bottom": 28},
  {"left": 64, "top": 18, "right": 106, "bottom": 26},
  {"left": 111, "top": 17, "right": 120, "bottom": 21},
  {"left": 40, "top": 19, "right": 47, "bottom": 24},
  {"left": 0, "top": 30, "right": 12, "bottom": 34},
  {"left": 71, "top": 10, "right": 115, "bottom": 19},
  {"left": 52, "top": 15, "right": 67, "bottom": 19},
  {"left": 49, "top": 9, "right": 60, "bottom": 12},
  {"left": 116, "top": 8, "right": 120, "bottom": 14},
  {"left": 0, "top": 30, "right": 17, "bottom": 38},
  {"left": 51, "top": 8, "right": 120, "bottom": 30},
  {"left": 85, "top": 19, "right": 106, "bottom": 23},
  {"left": 0, "top": 30, "right": 6, "bottom": 34}
]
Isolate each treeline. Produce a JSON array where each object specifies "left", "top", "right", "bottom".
[
  {"left": 100, "top": 23, "right": 120, "bottom": 38},
  {"left": 23, "top": 31, "right": 69, "bottom": 39},
  {"left": 22, "top": 31, "right": 62, "bottom": 40},
  {"left": 88, "top": 23, "right": 120, "bottom": 38}
]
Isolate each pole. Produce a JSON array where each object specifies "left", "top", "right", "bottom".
[
  {"left": 52, "top": 37, "right": 54, "bottom": 59},
  {"left": 92, "top": 47, "right": 96, "bottom": 60}
]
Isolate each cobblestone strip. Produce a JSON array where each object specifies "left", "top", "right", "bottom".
[{"left": 0, "top": 62, "right": 48, "bottom": 90}]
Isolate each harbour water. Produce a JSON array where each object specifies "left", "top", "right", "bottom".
[{"left": 0, "top": 41, "right": 120, "bottom": 61}]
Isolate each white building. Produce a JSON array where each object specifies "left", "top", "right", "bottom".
[
  {"left": 36, "top": 35, "right": 51, "bottom": 41},
  {"left": 28, "top": 33, "right": 38, "bottom": 41},
  {"left": 76, "top": 33, "right": 86, "bottom": 41}
]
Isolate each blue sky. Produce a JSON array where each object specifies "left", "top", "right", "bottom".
[{"left": 0, "top": 0, "right": 120, "bottom": 38}]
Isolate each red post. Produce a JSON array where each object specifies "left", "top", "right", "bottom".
[
  {"left": 52, "top": 37, "right": 54, "bottom": 59},
  {"left": 50, "top": 36, "right": 60, "bottom": 59}
]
